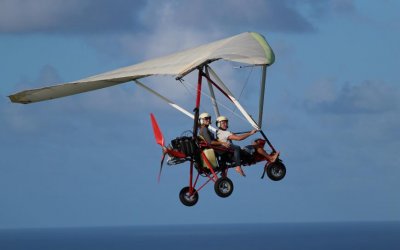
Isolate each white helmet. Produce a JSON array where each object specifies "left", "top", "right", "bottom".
[
  {"left": 216, "top": 116, "right": 228, "bottom": 128},
  {"left": 199, "top": 112, "right": 211, "bottom": 125}
]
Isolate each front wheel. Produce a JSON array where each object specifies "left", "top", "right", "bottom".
[
  {"left": 179, "top": 186, "right": 199, "bottom": 206},
  {"left": 214, "top": 177, "right": 234, "bottom": 198},
  {"left": 266, "top": 161, "right": 286, "bottom": 181}
]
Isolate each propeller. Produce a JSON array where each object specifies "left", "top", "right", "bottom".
[
  {"left": 150, "top": 113, "right": 166, "bottom": 183},
  {"left": 150, "top": 113, "right": 187, "bottom": 183},
  {"left": 150, "top": 113, "right": 165, "bottom": 147}
]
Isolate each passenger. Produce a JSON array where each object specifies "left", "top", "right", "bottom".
[
  {"left": 216, "top": 116, "right": 257, "bottom": 177},
  {"left": 243, "top": 139, "right": 280, "bottom": 163},
  {"left": 198, "top": 113, "right": 229, "bottom": 147}
]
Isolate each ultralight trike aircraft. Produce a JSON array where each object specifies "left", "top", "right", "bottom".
[{"left": 9, "top": 32, "right": 286, "bottom": 206}]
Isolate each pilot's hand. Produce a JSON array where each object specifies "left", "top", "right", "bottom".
[{"left": 250, "top": 129, "right": 258, "bottom": 135}]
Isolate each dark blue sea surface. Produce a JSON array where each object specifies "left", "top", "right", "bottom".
[{"left": 0, "top": 222, "right": 399, "bottom": 250}]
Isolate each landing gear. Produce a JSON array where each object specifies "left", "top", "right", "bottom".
[
  {"left": 266, "top": 161, "right": 286, "bottom": 181},
  {"left": 179, "top": 186, "right": 199, "bottom": 206},
  {"left": 214, "top": 177, "right": 234, "bottom": 198}
]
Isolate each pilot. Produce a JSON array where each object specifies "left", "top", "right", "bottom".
[
  {"left": 216, "top": 116, "right": 257, "bottom": 177},
  {"left": 198, "top": 113, "right": 228, "bottom": 147}
]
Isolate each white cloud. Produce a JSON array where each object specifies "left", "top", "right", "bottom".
[
  {"left": 298, "top": 79, "right": 400, "bottom": 168},
  {"left": 304, "top": 80, "right": 399, "bottom": 114},
  {"left": 0, "top": 0, "right": 322, "bottom": 35}
]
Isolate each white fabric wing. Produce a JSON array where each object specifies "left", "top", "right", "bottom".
[{"left": 9, "top": 32, "right": 274, "bottom": 104}]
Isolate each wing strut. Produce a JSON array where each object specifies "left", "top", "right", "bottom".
[
  {"left": 258, "top": 65, "right": 267, "bottom": 128},
  {"left": 134, "top": 80, "right": 216, "bottom": 132},
  {"left": 134, "top": 80, "right": 193, "bottom": 119},
  {"left": 205, "top": 67, "right": 220, "bottom": 118}
]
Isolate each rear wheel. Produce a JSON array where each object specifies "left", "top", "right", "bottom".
[
  {"left": 266, "top": 161, "right": 286, "bottom": 181},
  {"left": 179, "top": 186, "right": 199, "bottom": 206},
  {"left": 214, "top": 177, "right": 234, "bottom": 198}
]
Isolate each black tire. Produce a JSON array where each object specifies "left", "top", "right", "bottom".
[
  {"left": 179, "top": 186, "right": 199, "bottom": 206},
  {"left": 266, "top": 161, "right": 286, "bottom": 181},
  {"left": 214, "top": 177, "right": 234, "bottom": 198}
]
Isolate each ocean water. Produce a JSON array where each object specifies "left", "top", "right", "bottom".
[{"left": 0, "top": 222, "right": 399, "bottom": 250}]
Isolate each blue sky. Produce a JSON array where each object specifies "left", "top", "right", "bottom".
[{"left": 0, "top": 0, "right": 399, "bottom": 228}]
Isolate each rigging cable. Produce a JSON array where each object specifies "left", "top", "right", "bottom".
[
  {"left": 181, "top": 79, "right": 249, "bottom": 125},
  {"left": 231, "top": 65, "right": 255, "bottom": 114}
]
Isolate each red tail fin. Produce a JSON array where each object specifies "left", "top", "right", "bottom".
[{"left": 150, "top": 113, "right": 165, "bottom": 147}]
